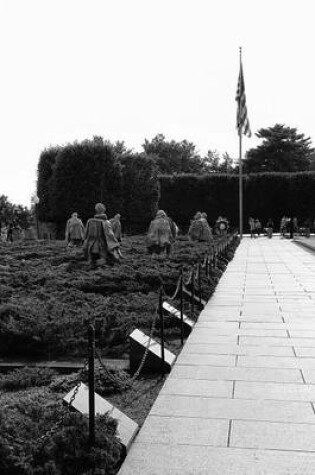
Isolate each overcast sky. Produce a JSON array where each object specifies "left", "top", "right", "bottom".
[{"left": 1, "top": 0, "right": 315, "bottom": 207}]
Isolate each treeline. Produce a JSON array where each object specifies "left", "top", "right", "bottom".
[
  {"left": 37, "top": 137, "right": 159, "bottom": 233},
  {"left": 37, "top": 137, "right": 315, "bottom": 234},
  {"left": 0, "top": 195, "right": 31, "bottom": 228},
  {"left": 159, "top": 172, "right": 315, "bottom": 231}
]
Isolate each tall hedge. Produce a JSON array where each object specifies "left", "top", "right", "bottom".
[
  {"left": 120, "top": 153, "right": 159, "bottom": 232},
  {"left": 37, "top": 139, "right": 160, "bottom": 233},
  {"left": 37, "top": 147, "right": 60, "bottom": 222},
  {"left": 51, "top": 139, "right": 123, "bottom": 226},
  {"left": 159, "top": 172, "right": 315, "bottom": 231},
  {"left": 159, "top": 174, "right": 239, "bottom": 230},
  {"left": 38, "top": 138, "right": 315, "bottom": 234}
]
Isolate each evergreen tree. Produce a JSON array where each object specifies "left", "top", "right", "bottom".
[
  {"left": 143, "top": 134, "right": 203, "bottom": 174},
  {"left": 244, "top": 124, "right": 314, "bottom": 173},
  {"left": 202, "top": 150, "right": 236, "bottom": 173}
]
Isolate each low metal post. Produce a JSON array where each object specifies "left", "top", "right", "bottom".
[
  {"left": 35, "top": 204, "right": 40, "bottom": 239},
  {"left": 180, "top": 269, "right": 184, "bottom": 346},
  {"left": 159, "top": 287, "right": 165, "bottom": 375},
  {"left": 88, "top": 325, "right": 95, "bottom": 447},
  {"left": 198, "top": 262, "right": 202, "bottom": 306},
  {"left": 190, "top": 266, "right": 195, "bottom": 320},
  {"left": 289, "top": 217, "right": 294, "bottom": 239}
]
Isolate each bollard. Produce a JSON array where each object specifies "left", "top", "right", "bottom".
[
  {"left": 180, "top": 269, "right": 184, "bottom": 346},
  {"left": 289, "top": 217, "right": 294, "bottom": 239},
  {"left": 205, "top": 255, "right": 209, "bottom": 277},
  {"left": 213, "top": 244, "right": 217, "bottom": 268},
  {"left": 159, "top": 287, "right": 165, "bottom": 375},
  {"left": 88, "top": 325, "right": 95, "bottom": 447},
  {"left": 198, "top": 262, "right": 202, "bottom": 306},
  {"left": 190, "top": 266, "right": 195, "bottom": 320}
]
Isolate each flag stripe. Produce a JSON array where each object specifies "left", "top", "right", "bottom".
[{"left": 236, "top": 62, "right": 251, "bottom": 138}]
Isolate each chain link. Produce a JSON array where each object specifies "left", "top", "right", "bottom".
[
  {"left": 183, "top": 267, "right": 193, "bottom": 286},
  {"left": 36, "top": 356, "right": 89, "bottom": 447},
  {"left": 194, "top": 264, "right": 200, "bottom": 283},
  {"left": 94, "top": 348, "right": 128, "bottom": 388},
  {"left": 129, "top": 303, "right": 159, "bottom": 382},
  {"left": 68, "top": 380, "right": 82, "bottom": 408},
  {"left": 94, "top": 302, "right": 159, "bottom": 388},
  {"left": 36, "top": 413, "right": 66, "bottom": 445},
  {"left": 162, "top": 274, "right": 182, "bottom": 301},
  {"left": 201, "top": 253, "right": 208, "bottom": 269}
]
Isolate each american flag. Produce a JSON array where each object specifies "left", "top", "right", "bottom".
[{"left": 236, "top": 61, "right": 251, "bottom": 137}]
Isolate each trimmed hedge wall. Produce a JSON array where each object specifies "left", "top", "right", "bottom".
[
  {"left": 37, "top": 140, "right": 159, "bottom": 234},
  {"left": 38, "top": 141, "right": 315, "bottom": 235},
  {"left": 159, "top": 172, "right": 315, "bottom": 232}
]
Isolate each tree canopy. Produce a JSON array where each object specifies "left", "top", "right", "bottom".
[
  {"left": 243, "top": 124, "right": 314, "bottom": 173},
  {"left": 202, "top": 150, "right": 236, "bottom": 173},
  {"left": 0, "top": 195, "right": 31, "bottom": 228},
  {"left": 143, "top": 135, "right": 235, "bottom": 174},
  {"left": 143, "top": 134, "right": 204, "bottom": 174}
]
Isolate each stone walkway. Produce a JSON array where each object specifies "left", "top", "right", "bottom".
[{"left": 119, "top": 237, "right": 315, "bottom": 474}]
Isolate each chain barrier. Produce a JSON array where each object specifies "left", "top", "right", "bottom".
[
  {"left": 36, "top": 355, "right": 89, "bottom": 447},
  {"left": 94, "top": 302, "right": 159, "bottom": 388},
  {"left": 201, "top": 253, "right": 209, "bottom": 269},
  {"left": 194, "top": 263, "right": 200, "bottom": 284},
  {"left": 161, "top": 274, "right": 182, "bottom": 301},
  {"left": 88, "top": 233, "right": 237, "bottom": 399},
  {"left": 22, "top": 231, "right": 239, "bottom": 451},
  {"left": 94, "top": 348, "right": 127, "bottom": 388},
  {"left": 183, "top": 267, "right": 193, "bottom": 286},
  {"left": 129, "top": 303, "right": 159, "bottom": 383}
]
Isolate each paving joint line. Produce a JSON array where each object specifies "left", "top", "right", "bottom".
[{"left": 227, "top": 420, "right": 232, "bottom": 447}]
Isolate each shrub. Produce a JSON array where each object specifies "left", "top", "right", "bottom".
[
  {"left": 0, "top": 390, "right": 123, "bottom": 475},
  {"left": 0, "top": 367, "right": 56, "bottom": 391}
]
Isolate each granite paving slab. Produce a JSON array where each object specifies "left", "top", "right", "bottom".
[
  {"left": 119, "top": 445, "right": 315, "bottom": 475},
  {"left": 296, "top": 347, "right": 315, "bottom": 357},
  {"left": 301, "top": 370, "right": 315, "bottom": 384},
  {"left": 239, "top": 336, "right": 315, "bottom": 347},
  {"left": 119, "top": 237, "right": 315, "bottom": 474},
  {"left": 170, "top": 365, "right": 303, "bottom": 383},
  {"left": 150, "top": 395, "right": 315, "bottom": 423},
  {"left": 230, "top": 420, "right": 315, "bottom": 452},
  {"left": 175, "top": 353, "right": 236, "bottom": 367},
  {"left": 180, "top": 343, "right": 295, "bottom": 357},
  {"left": 238, "top": 356, "right": 315, "bottom": 370},
  {"left": 234, "top": 381, "right": 315, "bottom": 402},
  {"left": 161, "top": 378, "right": 233, "bottom": 398},
  {"left": 135, "top": 415, "right": 229, "bottom": 447}
]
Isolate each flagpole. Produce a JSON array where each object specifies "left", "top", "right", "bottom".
[
  {"left": 239, "top": 47, "right": 243, "bottom": 240},
  {"left": 239, "top": 127, "right": 243, "bottom": 239}
]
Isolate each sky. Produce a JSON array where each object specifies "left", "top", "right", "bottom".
[{"left": 1, "top": 0, "right": 315, "bottom": 207}]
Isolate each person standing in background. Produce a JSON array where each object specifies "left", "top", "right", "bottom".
[{"left": 65, "top": 212, "right": 85, "bottom": 247}]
